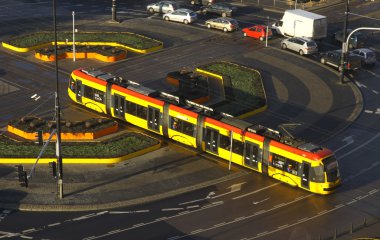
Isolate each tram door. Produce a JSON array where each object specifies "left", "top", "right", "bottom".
[
  {"left": 205, "top": 128, "right": 219, "bottom": 154},
  {"left": 301, "top": 162, "right": 311, "bottom": 189},
  {"left": 75, "top": 80, "right": 83, "bottom": 103},
  {"left": 148, "top": 106, "right": 160, "bottom": 132},
  {"left": 113, "top": 94, "right": 125, "bottom": 119},
  {"left": 244, "top": 141, "right": 260, "bottom": 170}
]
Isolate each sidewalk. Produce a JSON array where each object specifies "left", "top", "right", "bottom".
[{"left": 0, "top": 143, "right": 246, "bottom": 211}]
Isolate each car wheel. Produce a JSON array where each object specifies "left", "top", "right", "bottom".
[
  {"left": 184, "top": 19, "right": 189, "bottom": 24},
  {"left": 259, "top": 36, "right": 264, "bottom": 41},
  {"left": 222, "top": 12, "right": 227, "bottom": 17},
  {"left": 320, "top": 58, "right": 326, "bottom": 64},
  {"left": 299, "top": 50, "right": 304, "bottom": 56},
  {"left": 164, "top": 16, "right": 169, "bottom": 21},
  {"left": 281, "top": 43, "right": 287, "bottom": 50},
  {"left": 223, "top": 27, "right": 228, "bottom": 33},
  {"left": 243, "top": 32, "right": 247, "bottom": 37},
  {"left": 207, "top": 23, "right": 211, "bottom": 29},
  {"left": 148, "top": 8, "right": 154, "bottom": 14}
]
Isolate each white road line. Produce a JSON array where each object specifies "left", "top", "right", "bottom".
[
  {"left": 133, "top": 223, "right": 145, "bottom": 227},
  {"left": 369, "top": 189, "right": 379, "bottom": 195},
  {"left": 155, "top": 217, "right": 167, "bottom": 221},
  {"left": 107, "top": 230, "right": 121, "bottom": 234},
  {"left": 186, "top": 205, "right": 199, "bottom": 209},
  {"left": 277, "top": 224, "right": 288, "bottom": 229},
  {"left": 162, "top": 208, "right": 184, "bottom": 211},
  {"left": 232, "top": 183, "right": 280, "bottom": 200},
  {"left": 22, "top": 229, "right": 36, "bottom": 234},
  {"left": 20, "top": 235, "right": 33, "bottom": 239},
  {"left": 47, "top": 222, "right": 61, "bottom": 227},
  {"left": 372, "top": 90, "right": 379, "bottom": 94},
  {"left": 297, "top": 217, "right": 309, "bottom": 223},
  {"left": 214, "top": 222, "right": 226, "bottom": 227},
  {"left": 364, "top": 110, "right": 374, "bottom": 113}
]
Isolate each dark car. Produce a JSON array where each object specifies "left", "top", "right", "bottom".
[
  {"left": 333, "top": 29, "right": 366, "bottom": 49},
  {"left": 320, "top": 50, "right": 362, "bottom": 72},
  {"left": 202, "top": 3, "right": 237, "bottom": 17}
]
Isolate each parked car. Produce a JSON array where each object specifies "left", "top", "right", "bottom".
[
  {"left": 281, "top": 37, "right": 318, "bottom": 55},
  {"left": 202, "top": 3, "right": 237, "bottom": 17},
  {"left": 333, "top": 29, "right": 366, "bottom": 49},
  {"left": 190, "top": 0, "right": 215, "bottom": 5},
  {"left": 147, "top": 1, "right": 179, "bottom": 14},
  {"left": 242, "top": 25, "right": 272, "bottom": 41},
  {"left": 320, "top": 50, "right": 362, "bottom": 72},
  {"left": 351, "top": 48, "right": 376, "bottom": 66},
  {"left": 163, "top": 9, "right": 197, "bottom": 24},
  {"left": 205, "top": 17, "right": 239, "bottom": 32}
]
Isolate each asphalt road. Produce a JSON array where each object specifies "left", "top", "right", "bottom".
[{"left": 0, "top": 0, "right": 380, "bottom": 239}]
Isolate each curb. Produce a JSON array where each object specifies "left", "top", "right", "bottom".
[{"left": 0, "top": 170, "right": 248, "bottom": 211}]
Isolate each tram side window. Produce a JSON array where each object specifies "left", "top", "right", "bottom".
[
  {"left": 169, "top": 117, "right": 195, "bottom": 137},
  {"left": 232, "top": 139, "right": 243, "bottom": 155},
  {"left": 126, "top": 100, "right": 137, "bottom": 116},
  {"left": 69, "top": 77, "right": 75, "bottom": 91},
  {"left": 219, "top": 134, "right": 230, "bottom": 151},
  {"left": 136, "top": 105, "right": 147, "bottom": 119},
  {"left": 272, "top": 153, "right": 286, "bottom": 170},
  {"left": 83, "top": 85, "right": 105, "bottom": 103},
  {"left": 285, "top": 159, "right": 299, "bottom": 176},
  {"left": 93, "top": 89, "right": 104, "bottom": 103}
]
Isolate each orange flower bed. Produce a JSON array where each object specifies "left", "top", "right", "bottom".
[{"left": 7, "top": 123, "right": 118, "bottom": 141}]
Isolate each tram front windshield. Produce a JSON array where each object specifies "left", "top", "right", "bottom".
[{"left": 322, "top": 156, "right": 340, "bottom": 182}]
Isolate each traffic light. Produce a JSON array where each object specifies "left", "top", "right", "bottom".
[
  {"left": 15, "top": 165, "right": 28, "bottom": 187},
  {"left": 48, "top": 161, "right": 57, "bottom": 178},
  {"left": 35, "top": 130, "right": 43, "bottom": 146}
]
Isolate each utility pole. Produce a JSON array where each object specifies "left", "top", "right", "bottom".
[
  {"left": 265, "top": 16, "right": 269, "bottom": 47},
  {"left": 339, "top": 0, "right": 350, "bottom": 84},
  {"left": 112, "top": 0, "right": 117, "bottom": 22},
  {"left": 72, "top": 11, "right": 76, "bottom": 62},
  {"left": 53, "top": 0, "right": 63, "bottom": 199}
]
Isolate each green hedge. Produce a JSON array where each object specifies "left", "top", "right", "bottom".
[
  {"left": 0, "top": 132, "right": 159, "bottom": 158},
  {"left": 200, "top": 62, "right": 266, "bottom": 116},
  {"left": 5, "top": 32, "right": 162, "bottom": 50}
]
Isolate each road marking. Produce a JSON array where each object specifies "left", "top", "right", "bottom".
[
  {"left": 339, "top": 131, "right": 380, "bottom": 159},
  {"left": 186, "top": 205, "right": 199, "bottom": 209},
  {"left": 364, "top": 110, "right": 374, "bottom": 114},
  {"left": 335, "top": 136, "right": 354, "bottom": 153},
  {"left": 277, "top": 224, "right": 288, "bottom": 229},
  {"left": 22, "top": 229, "right": 37, "bottom": 234},
  {"left": 232, "top": 183, "right": 280, "bottom": 200},
  {"left": 109, "top": 210, "right": 149, "bottom": 214},
  {"left": 47, "top": 222, "right": 61, "bottom": 227},
  {"left": 253, "top": 197, "right": 270, "bottom": 205},
  {"left": 107, "top": 230, "right": 121, "bottom": 234},
  {"left": 373, "top": 90, "right": 379, "bottom": 94},
  {"left": 369, "top": 189, "right": 379, "bottom": 195},
  {"left": 162, "top": 208, "right": 184, "bottom": 211}
]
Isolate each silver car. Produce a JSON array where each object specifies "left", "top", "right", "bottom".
[
  {"left": 205, "top": 17, "right": 239, "bottom": 32},
  {"left": 281, "top": 37, "right": 318, "bottom": 56},
  {"left": 351, "top": 48, "right": 376, "bottom": 66},
  {"left": 163, "top": 9, "right": 197, "bottom": 24},
  {"left": 147, "top": 1, "right": 179, "bottom": 14}
]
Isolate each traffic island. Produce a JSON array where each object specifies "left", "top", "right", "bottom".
[
  {"left": 196, "top": 61, "right": 267, "bottom": 118},
  {"left": 2, "top": 31, "right": 163, "bottom": 61},
  {"left": 1, "top": 116, "right": 161, "bottom": 164}
]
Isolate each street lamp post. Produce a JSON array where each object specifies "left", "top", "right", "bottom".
[
  {"left": 72, "top": 11, "right": 76, "bottom": 62},
  {"left": 339, "top": 0, "right": 350, "bottom": 84},
  {"left": 265, "top": 16, "right": 269, "bottom": 47},
  {"left": 53, "top": 0, "right": 63, "bottom": 199},
  {"left": 112, "top": 0, "right": 117, "bottom": 22}
]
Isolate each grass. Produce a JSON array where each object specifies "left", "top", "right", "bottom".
[
  {"left": 200, "top": 62, "right": 266, "bottom": 116},
  {"left": 36, "top": 45, "right": 126, "bottom": 57},
  {"left": 5, "top": 32, "right": 162, "bottom": 50},
  {"left": 0, "top": 132, "right": 159, "bottom": 158}
]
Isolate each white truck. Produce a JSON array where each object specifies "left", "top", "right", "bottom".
[{"left": 272, "top": 9, "right": 327, "bottom": 40}]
